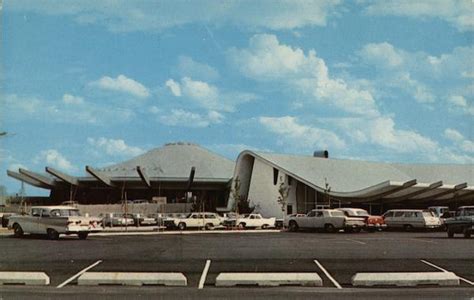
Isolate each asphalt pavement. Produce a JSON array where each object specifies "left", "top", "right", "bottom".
[{"left": 0, "top": 230, "right": 473, "bottom": 299}]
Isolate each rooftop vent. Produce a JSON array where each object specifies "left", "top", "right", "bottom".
[{"left": 313, "top": 150, "right": 329, "bottom": 158}]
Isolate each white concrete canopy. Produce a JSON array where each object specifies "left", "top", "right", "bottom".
[
  {"left": 85, "top": 166, "right": 114, "bottom": 187},
  {"left": 45, "top": 166, "right": 79, "bottom": 186},
  {"left": 7, "top": 170, "right": 50, "bottom": 189},
  {"left": 18, "top": 168, "right": 55, "bottom": 187}
]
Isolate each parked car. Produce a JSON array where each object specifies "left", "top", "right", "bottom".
[
  {"left": 283, "top": 213, "right": 306, "bottom": 228},
  {"left": 61, "top": 201, "right": 78, "bottom": 207},
  {"left": 0, "top": 212, "right": 16, "bottom": 228},
  {"left": 174, "top": 212, "right": 223, "bottom": 230},
  {"left": 222, "top": 212, "right": 239, "bottom": 228},
  {"left": 445, "top": 206, "right": 474, "bottom": 238},
  {"left": 287, "top": 209, "right": 365, "bottom": 232},
  {"left": 130, "top": 213, "right": 157, "bottom": 226},
  {"left": 428, "top": 206, "right": 450, "bottom": 229},
  {"left": 100, "top": 213, "right": 135, "bottom": 227},
  {"left": 7, "top": 206, "right": 102, "bottom": 240},
  {"left": 132, "top": 199, "right": 149, "bottom": 204},
  {"left": 337, "top": 208, "right": 386, "bottom": 232},
  {"left": 161, "top": 213, "right": 188, "bottom": 229},
  {"left": 382, "top": 209, "right": 441, "bottom": 231},
  {"left": 235, "top": 213, "right": 276, "bottom": 229}
]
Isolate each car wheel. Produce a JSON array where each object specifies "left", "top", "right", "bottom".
[
  {"left": 325, "top": 224, "right": 336, "bottom": 233},
  {"left": 289, "top": 221, "right": 298, "bottom": 232},
  {"left": 13, "top": 224, "right": 24, "bottom": 238},
  {"left": 238, "top": 222, "right": 246, "bottom": 229},
  {"left": 78, "top": 232, "right": 89, "bottom": 240},
  {"left": 463, "top": 228, "right": 471, "bottom": 239},
  {"left": 353, "top": 227, "right": 361, "bottom": 233},
  {"left": 261, "top": 224, "right": 269, "bottom": 229},
  {"left": 403, "top": 224, "right": 414, "bottom": 232},
  {"left": 447, "top": 227, "right": 455, "bottom": 238},
  {"left": 178, "top": 222, "right": 186, "bottom": 231},
  {"left": 205, "top": 223, "right": 214, "bottom": 230},
  {"left": 47, "top": 229, "right": 60, "bottom": 240}
]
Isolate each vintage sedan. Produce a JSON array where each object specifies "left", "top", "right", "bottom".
[
  {"left": 235, "top": 213, "right": 276, "bottom": 229},
  {"left": 337, "top": 208, "right": 387, "bottom": 232},
  {"left": 287, "top": 209, "right": 365, "bottom": 233},
  {"left": 100, "top": 213, "right": 135, "bottom": 227},
  {"left": 8, "top": 206, "right": 102, "bottom": 240},
  {"left": 174, "top": 212, "right": 223, "bottom": 230}
]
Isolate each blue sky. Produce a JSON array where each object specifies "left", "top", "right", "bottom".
[{"left": 1, "top": 0, "right": 473, "bottom": 196}]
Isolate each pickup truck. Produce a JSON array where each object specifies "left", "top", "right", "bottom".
[
  {"left": 8, "top": 206, "right": 102, "bottom": 240},
  {"left": 445, "top": 206, "right": 474, "bottom": 238},
  {"left": 235, "top": 213, "right": 276, "bottom": 229},
  {"left": 287, "top": 209, "right": 365, "bottom": 233}
]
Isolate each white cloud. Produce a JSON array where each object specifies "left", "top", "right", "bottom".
[
  {"left": 149, "top": 106, "right": 161, "bottom": 114},
  {"left": 447, "top": 95, "right": 474, "bottom": 116},
  {"left": 336, "top": 116, "right": 438, "bottom": 153},
  {"left": 363, "top": 0, "right": 474, "bottom": 32},
  {"left": 443, "top": 128, "right": 464, "bottom": 142},
  {"left": 358, "top": 43, "right": 437, "bottom": 104},
  {"left": 167, "top": 77, "right": 257, "bottom": 112},
  {"left": 176, "top": 56, "right": 219, "bottom": 81},
  {"left": 368, "top": 117, "right": 437, "bottom": 152},
  {"left": 448, "top": 95, "right": 467, "bottom": 107},
  {"left": 165, "top": 79, "right": 182, "bottom": 97},
  {"left": 359, "top": 42, "right": 404, "bottom": 68},
  {"left": 9, "top": 0, "right": 343, "bottom": 32},
  {"left": 228, "top": 34, "right": 379, "bottom": 116},
  {"left": 181, "top": 77, "right": 219, "bottom": 108},
  {"left": 91, "top": 74, "right": 150, "bottom": 98},
  {"left": 159, "top": 109, "right": 223, "bottom": 128},
  {"left": 259, "top": 116, "right": 345, "bottom": 150},
  {"left": 443, "top": 128, "right": 474, "bottom": 153},
  {"left": 87, "top": 137, "right": 145, "bottom": 157},
  {"left": 62, "top": 93, "right": 84, "bottom": 105},
  {"left": 34, "top": 149, "right": 76, "bottom": 172},
  {"left": 3, "top": 94, "right": 134, "bottom": 125},
  {"left": 393, "top": 72, "right": 435, "bottom": 103}
]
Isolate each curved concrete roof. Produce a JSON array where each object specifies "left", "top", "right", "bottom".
[
  {"left": 97, "top": 142, "right": 234, "bottom": 180},
  {"left": 238, "top": 151, "right": 474, "bottom": 197}
]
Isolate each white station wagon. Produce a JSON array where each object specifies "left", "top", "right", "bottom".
[
  {"left": 8, "top": 206, "right": 102, "bottom": 240},
  {"left": 382, "top": 209, "right": 441, "bottom": 231},
  {"left": 174, "top": 212, "right": 223, "bottom": 230}
]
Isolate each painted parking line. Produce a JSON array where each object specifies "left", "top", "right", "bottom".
[
  {"left": 198, "top": 260, "right": 211, "bottom": 289},
  {"left": 421, "top": 259, "right": 474, "bottom": 286},
  {"left": 313, "top": 260, "right": 342, "bottom": 289},
  {"left": 56, "top": 260, "right": 103, "bottom": 288},
  {"left": 345, "top": 238, "right": 366, "bottom": 245},
  {"left": 408, "top": 238, "right": 437, "bottom": 244}
]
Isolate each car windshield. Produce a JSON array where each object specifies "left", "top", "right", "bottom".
[
  {"left": 50, "top": 209, "right": 81, "bottom": 217},
  {"left": 355, "top": 210, "right": 369, "bottom": 216}
]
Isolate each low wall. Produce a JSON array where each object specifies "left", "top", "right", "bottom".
[{"left": 77, "top": 203, "right": 192, "bottom": 216}]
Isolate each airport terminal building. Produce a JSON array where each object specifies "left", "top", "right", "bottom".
[{"left": 7, "top": 142, "right": 474, "bottom": 216}]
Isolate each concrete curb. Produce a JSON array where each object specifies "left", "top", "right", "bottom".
[
  {"left": 215, "top": 272, "right": 323, "bottom": 287},
  {"left": 352, "top": 272, "right": 460, "bottom": 287},
  {"left": 0, "top": 272, "right": 50, "bottom": 286},
  {"left": 77, "top": 272, "right": 187, "bottom": 286}
]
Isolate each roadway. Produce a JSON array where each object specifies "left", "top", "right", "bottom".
[{"left": 0, "top": 230, "right": 473, "bottom": 299}]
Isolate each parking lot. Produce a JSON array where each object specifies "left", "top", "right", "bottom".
[{"left": 0, "top": 230, "right": 473, "bottom": 299}]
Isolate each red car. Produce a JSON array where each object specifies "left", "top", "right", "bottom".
[{"left": 337, "top": 208, "right": 386, "bottom": 232}]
